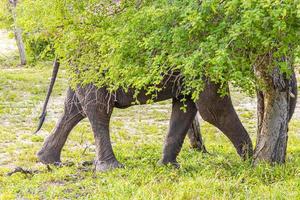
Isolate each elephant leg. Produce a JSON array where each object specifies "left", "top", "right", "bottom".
[
  {"left": 85, "top": 105, "right": 123, "bottom": 172},
  {"left": 187, "top": 113, "right": 208, "bottom": 152},
  {"left": 37, "top": 88, "right": 85, "bottom": 164},
  {"left": 159, "top": 98, "right": 197, "bottom": 167},
  {"left": 196, "top": 82, "right": 253, "bottom": 159},
  {"left": 78, "top": 87, "right": 123, "bottom": 172}
]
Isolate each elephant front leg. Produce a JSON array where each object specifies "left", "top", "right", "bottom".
[
  {"left": 91, "top": 119, "right": 124, "bottom": 172},
  {"left": 159, "top": 98, "right": 197, "bottom": 168},
  {"left": 81, "top": 91, "right": 123, "bottom": 171}
]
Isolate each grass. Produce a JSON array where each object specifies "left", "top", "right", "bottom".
[{"left": 0, "top": 62, "right": 300, "bottom": 199}]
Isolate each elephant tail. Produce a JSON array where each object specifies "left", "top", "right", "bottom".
[{"left": 34, "top": 58, "right": 60, "bottom": 134}]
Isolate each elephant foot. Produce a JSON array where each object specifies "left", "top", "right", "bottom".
[
  {"left": 238, "top": 142, "right": 253, "bottom": 160},
  {"left": 95, "top": 159, "right": 124, "bottom": 172},
  {"left": 37, "top": 148, "right": 61, "bottom": 164},
  {"left": 157, "top": 159, "right": 180, "bottom": 169}
]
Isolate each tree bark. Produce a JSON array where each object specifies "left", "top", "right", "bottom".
[
  {"left": 9, "top": 0, "right": 26, "bottom": 65},
  {"left": 187, "top": 113, "right": 208, "bottom": 152},
  {"left": 14, "top": 27, "right": 26, "bottom": 65},
  {"left": 254, "top": 89, "right": 289, "bottom": 164},
  {"left": 253, "top": 56, "right": 293, "bottom": 165}
]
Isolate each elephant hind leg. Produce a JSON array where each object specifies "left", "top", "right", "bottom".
[
  {"left": 196, "top": 82, "right": 253, "bottom": 159},
  {"left": 187, "top": 114, "right": 208, "bottom": 152},
  {"left": 37, "top": 88, "right": 85, "bottom": 164}
]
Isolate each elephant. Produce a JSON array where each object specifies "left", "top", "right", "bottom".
[{"left": 36, "top": 61, "right": 254, "bottom": 172}]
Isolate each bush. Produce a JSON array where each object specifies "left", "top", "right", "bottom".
[
  {"left": 23, "top": 34, "right": 55, "bottom": 63},
  {"left": 16, "top": 0, "right": 300, "bottom": 99}
]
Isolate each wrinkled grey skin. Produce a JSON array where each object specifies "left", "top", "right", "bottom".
[{"left": 37, "top": 73, "right": 254, "bottom": 171}]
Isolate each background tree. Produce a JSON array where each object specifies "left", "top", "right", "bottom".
[
  {"left": 9, "top": 0, "right": 26, "bottom": 65},
  {"left": 0, "top": 0, "right": 27, "bottom": 65}
]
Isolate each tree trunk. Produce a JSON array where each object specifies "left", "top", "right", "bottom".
[
  {"left": 9, "top": 0, "right": 26, "bottom": 65},
  {"left": 254, "top": 57, "right": 292, "bottom": 165},
  {"left": 14, "top": 27, "right": 26, "bottom": 65},
  {"left": 187, "top": 113, "right": 208, "bottom": 152},
  {"left": 254, "top": 89, "right": 289, "bottom": 164}
]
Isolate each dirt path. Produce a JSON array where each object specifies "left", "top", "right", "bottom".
[{"left": 0, "top": 29, "right": 17, "bottom": 57}]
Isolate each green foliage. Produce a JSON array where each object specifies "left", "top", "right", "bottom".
[
  {"left": 23, "top": 35, "right": 55, "bottom": 63},
  {"left": 0, "top": 0, "right": 53, "bottom": 62},
  {"left": 16, "top": 0, "right": 300, "bottom": 98},
  {"left": 0, "top": 0, "right": 12, "bottom": 29},
  {"left": 15, "top": 0, "right": 63, "bottom": 63}
]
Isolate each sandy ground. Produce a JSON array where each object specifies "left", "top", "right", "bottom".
[{"left": 0, "top": 30, "right": 17, "bottom": 57}]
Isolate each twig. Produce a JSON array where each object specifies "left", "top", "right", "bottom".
[{"left": 7, "top": 167, "right": 39, "bottom": 176}]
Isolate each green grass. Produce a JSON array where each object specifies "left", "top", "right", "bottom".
[{"left": 0, "top": 64, "right": 300, "bottom": 199}]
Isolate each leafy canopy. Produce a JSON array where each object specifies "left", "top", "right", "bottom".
[
  {"left": 16, "top": 0, "right": 300, "bottom": 99},
  {"left": 0, "top": 1, "right": 11, "bottom": 29}
]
